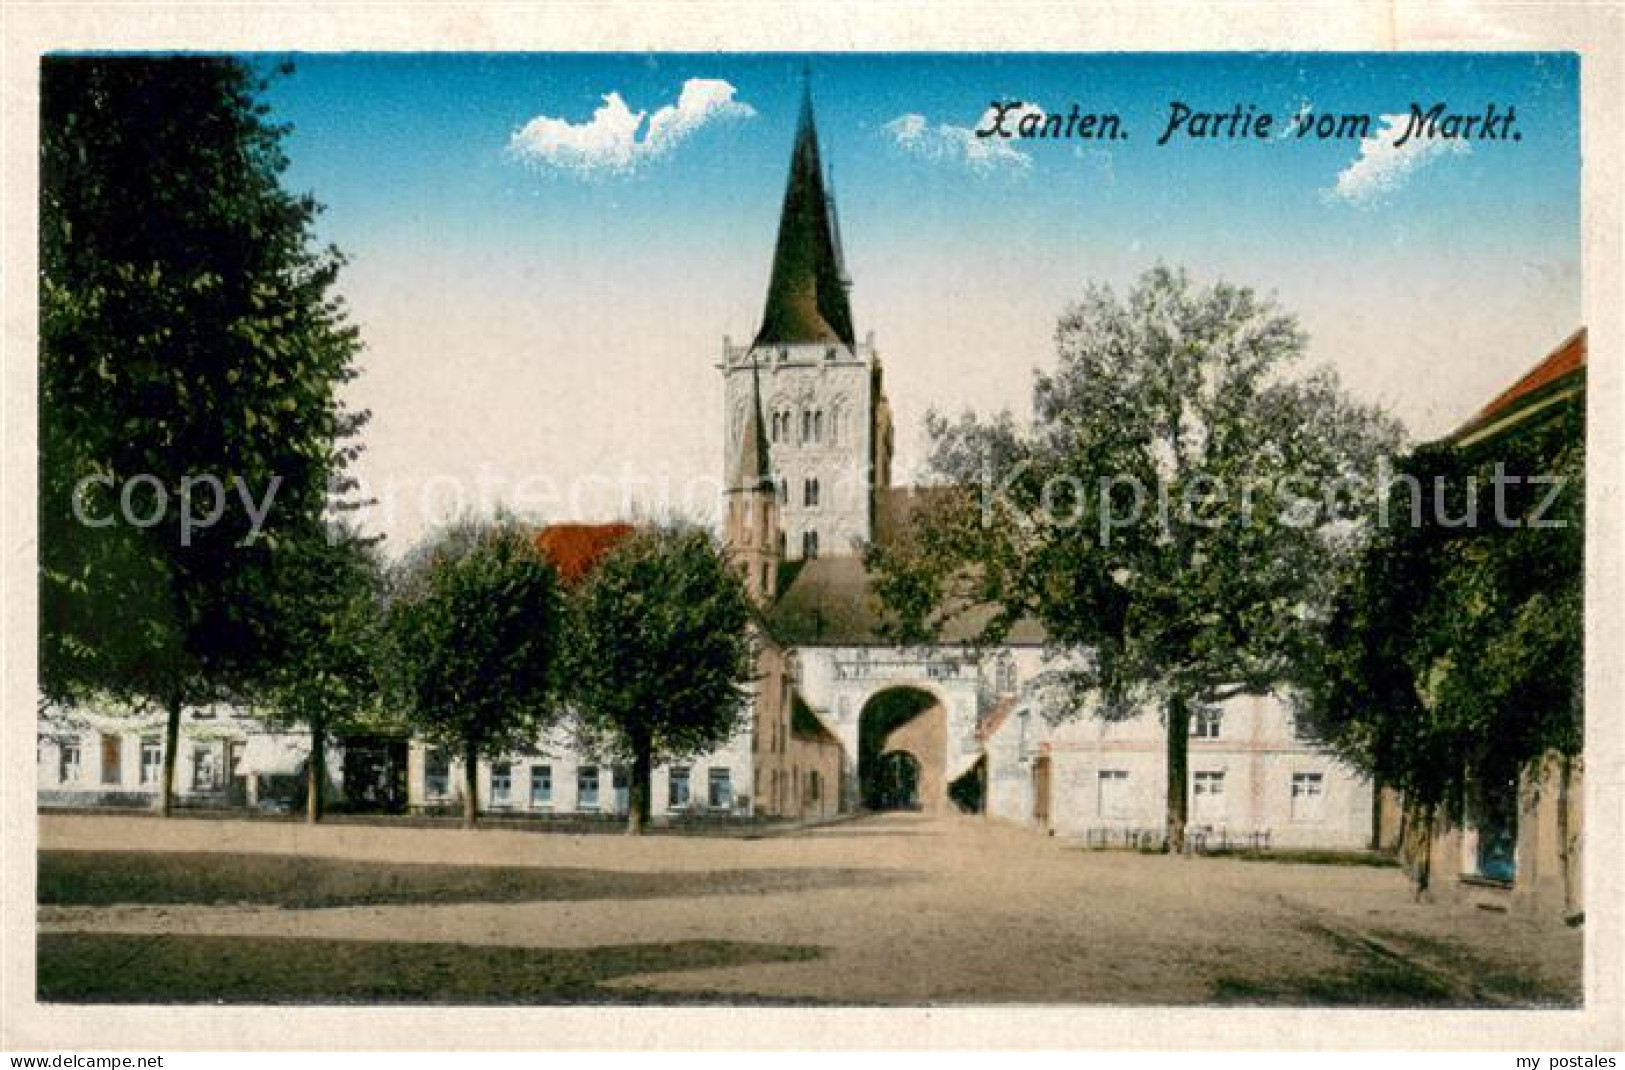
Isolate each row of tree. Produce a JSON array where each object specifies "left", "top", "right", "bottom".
[
  {"left": 41, "top": 56, "right": 1580, "bottom": 857},
  {"left": 384, "top": 518, "right": 754, "bottom": 833},
  {"left": 868, "top": 265, "right": 1581, "bottom": 859},
  {"left": 40, "top": 56, "right": 757, "bottom": 835}
]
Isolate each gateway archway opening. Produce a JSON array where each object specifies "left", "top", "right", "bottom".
[{"left": 857, "top": 686, "right": 947, "bottom": 812}]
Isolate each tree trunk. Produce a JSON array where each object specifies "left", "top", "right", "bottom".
[
  {"left": 1369, "top": 776, "right": 1383, "bottom": 851},
  {"left": 306, "top": 716, "right": 326, "bottom": 824},
  {"left": 463, "top": 739, "right": 479, "bottom": 829},
  {"left": 1557, "top": 754, "right": 1576, "bottom": 916},
  {"left": 627, "top": 735, "right": 653, "bottom": 836},
  {"left": 159, "top": 691, "right": 182, "bottom": 817},
  {"left": 1406, "top": 802, "right": 1433, "bottom": 901},
  {"left": 1164, "top": 693, "right": 1190, "bottom": 853}
]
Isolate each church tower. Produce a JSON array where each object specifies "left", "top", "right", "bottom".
[
  {"left": 724, "top": 361, "right": 780, "bottom": 606},
  {"left": 721, "top": 77, "right": 891, "bottom": 563}
]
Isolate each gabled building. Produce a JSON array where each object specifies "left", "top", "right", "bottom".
[{"left": 1411, "top": 328, "right": 1586, "bottom": 917}]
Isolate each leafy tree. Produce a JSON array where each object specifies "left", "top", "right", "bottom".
[
  {"left": 867, "top": 266, "right": 1402, "bottom": 849},
  {"left": 387, "top": 520, "right": 562, "bottom": 827},
  {"left": 39, "top": 57, "right": 365, "bottom": 813},
  {"left": 1301, "top": 400, "right": 1582, "bottom": 891},
  {"left": 565, "top": 525, "right": 755, "bottom": 834},
  {"left": 258, "top": 524, "right": 387, "bottom": 823}
]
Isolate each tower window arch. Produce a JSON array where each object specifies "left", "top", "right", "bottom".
[{"left": 828, "top": 396, "right": 850, "bottom": 447}]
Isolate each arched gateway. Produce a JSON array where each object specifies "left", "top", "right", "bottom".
[{"left": 857, "top": 686, "right": 948, "bottom": 813}]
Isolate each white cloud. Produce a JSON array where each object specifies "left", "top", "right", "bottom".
[
  {"left": 1279, "top": 100, "right": 1313, "bottom": 140},
  {"left": 884, "top": 102, "right": 1043, "bottom": 174},
  {"left": 1325, "top": 112, "right": 1470, "bottom": 205},
  {"left": 508, "top": 78, "right": 754, "bottom": 177}
]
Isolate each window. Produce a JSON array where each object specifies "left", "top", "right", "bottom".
[
  {"left": 491, "top": 761, "right": 512, "bottom": 806},
  {"left": 191, "top": 745, "right": 217, "bottom": 791},
  {"left": 1191, "top": 707, "right": 1223, "bottom": 739},
  {"left": 825, "top": 346, "right": 837, "bottom": 361},
  {"left": 1291, "top": 772, "right": 1325, "bottom": 821},
  {"left": 1097, "top": 769, "right": 1131, "bottom": 820},
  {"left": 669, "top": 766, "right": 691, "bottom": 809},
  {"left": 578, "top": 765, "right": 600, "bottom": 809},
  {"left": 806, "top": 770, "right": 821, "bottom": 806},
  {"left": 777, "top": 478, "right": 788, "bottom": 503},
  {"left": 529, "top": 764, "right": 552, "bottom": 806},
  {"left": 996, "top": 659, "right": 1017, "bottom": 694},
  {"left": 139, "top": 736, "right": 163, "bottom": 786},
  {"left": 801, "top": 410, "right": 811, "bottom": 442},
  {"left": 813, "top": 410, "right": 824, "bottom": 442},
  {"left": 802, "top": 530, "right": 819, "bottom": 559},
  {"left": 708, "top": 768, "right": 733, "bottom": 810},
  {"left": 425, "top": 749, "right": 451, "bottom": 798},
  {"left": 59, "top": 738, "right": 81, "bottom": 784},
  {"left": 101, "top": 734, "right": 122, "bottom": 785},
  {"left": 804, "top": 477, "right": 820, "bottom": 507},
  {"left": 1192, "top": 771, "right": 1226, "bottom": 824}
]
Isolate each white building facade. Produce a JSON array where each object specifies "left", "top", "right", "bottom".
[
  {"left": 403, "top": 725, "right": 757, "bottom": 820},
  {"left": 36, "top": 704, "right": 339, "bottom": 813},
  {"left": 982, "top": 690, "right": 1374, "bottom": 849}
]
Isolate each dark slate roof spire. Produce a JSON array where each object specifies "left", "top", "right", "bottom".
[
  {"left": 730, "top": 357, "right": 774, "bottom": 492},
  {"left": 754, "top": 76, "right": 856, "bottom": 348}
]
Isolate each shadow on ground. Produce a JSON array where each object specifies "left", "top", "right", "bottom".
[
  {"left": 38, "top": 851, "right": 914, "bottom": 909},
  {"left": 38, "top": 932, "right": 829, "bottom": 1004},
  {"left": 1210, "top": 917, "right": 1581, "bottom": 1008}
]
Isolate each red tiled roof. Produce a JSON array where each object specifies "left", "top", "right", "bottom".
[
  {"left": 532, "top": 523, "right": 634, "bottom": 586},
  {"left": 1460, "top": 328, "right": 1586, "bottom": 436}
]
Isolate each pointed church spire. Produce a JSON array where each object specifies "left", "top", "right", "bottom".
[
  {"left": 730, "top": 357, "right": 773, "bottom": 493},
  {"left": 754, "top": 75, "right": 856, "bottom": 348}
]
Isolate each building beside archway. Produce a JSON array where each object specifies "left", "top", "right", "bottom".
[{"left": 709, "top": 82, "right": 1377, "bottom": 844}]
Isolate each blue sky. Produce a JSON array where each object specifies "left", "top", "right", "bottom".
[{"left": 255, "top": 53, "right": 1580, "bottom": 549}]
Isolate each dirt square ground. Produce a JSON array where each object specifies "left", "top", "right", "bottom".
[{"left": 35, "top": 811, "right": 1582, "bottom": 1005}]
